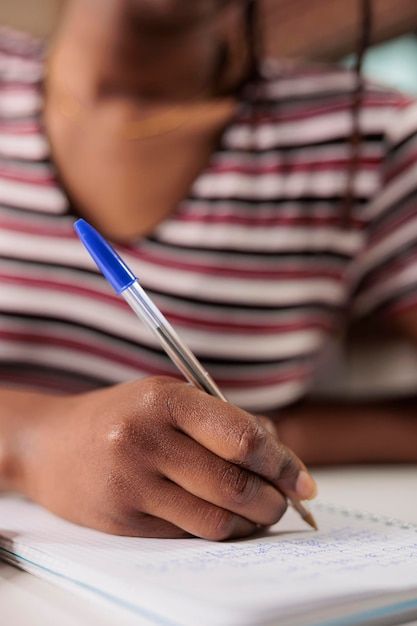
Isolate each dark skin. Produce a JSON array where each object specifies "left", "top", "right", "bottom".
[{"left": 0, "top": 0, "right": 416, "bottom": 540}]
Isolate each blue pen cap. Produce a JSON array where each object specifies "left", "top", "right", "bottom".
[{"left": 74, "top": 219, "right": 136, "bottom": 294}]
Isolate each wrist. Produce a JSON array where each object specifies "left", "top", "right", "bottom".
[{"left": 0, "top": 390, "right": 72, "bottom": 495}]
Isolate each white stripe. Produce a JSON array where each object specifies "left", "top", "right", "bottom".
[
  {"left": 135, "top": 259, "right": 347, "bottom": 307},
  {"left": 0, "top": 257, "right": 333, "bottom": 325},
  {"left": 0, "top": 133, "right": 49, "bottom": 160},
  {"left": 225, "top": 108, "right": 394, "bottom": 149},
  {"left": 0, "top": 343, "right": 309, "bottom": 410},
  {"left": 0, "top": 91, "right": 42, "bottom": 118},
  {"left": 156, "top": 221, "right": 363, "bottom": 255},
  {"left": 193, "top": 170, "right": 379, "bottom": 199},
  {"left": 0, "top": 221, "right": 363, "bottom": 270},
  {"left": 386, "top": 102, "right": 417, "bottom": 145},
  {"left": 214, "top": 143, "right": 384, "bottom": 166},
  {"left": 264, "top": 72, "right": 357, "bottom": 98},
  {"left": 0, "top": 285, "right": 328, "bottom": 359},
  {"left": 141, "top": 236, "right": 347, "bottom": 268},
  {"left": 363, "top": 162, "right": 417, "bottom": 220},
  {"left": 0, "top": 230, "right": 347, "bottom": 311},
  {"left": 354, "top": 262, "right": 417, "bottom": 316},
  {"left": 0, "top": 178, "right": 68, "bottom": 212},
  {"left": 0, "top": 316, "right": 171, "bottom": 372},
  {"left": 0, "top": 344, "right": 141, "bottom": 383},
  {"left": 354, "top": 219, "right": 417, "bottom": 275},
  {"left": 227, "top": 380, "right": 308, "bottom": 411},
  {"left": 0, "top": 53, "right": 43, "bottom": 83},
  {"left": 0, "top": 230, "right": 94, "bottom": 267}
]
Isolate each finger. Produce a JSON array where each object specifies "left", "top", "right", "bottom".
[
  {"left": 142, "top": 476, "right": 257, "bottom": 541},
  {"left": 160, "top": 430, "right": 287, "bottom": 526},
  {"left": 167, "top": 384, "right": 317, "bottom": 501},
  {"left": 110, "top": 514, "right": 191, "bottom": 539}
]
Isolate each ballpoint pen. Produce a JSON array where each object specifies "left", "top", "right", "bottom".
[{"left": 74, "top": 218, "right": 317, "bottom": 530}]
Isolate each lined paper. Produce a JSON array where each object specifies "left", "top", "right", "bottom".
[{"left": 1, "top": 497, "right": 417, "bottom": 626}]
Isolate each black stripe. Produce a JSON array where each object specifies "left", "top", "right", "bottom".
[
  {"left": 354, "top": 236, "right": 417, "bottom": 292},
  {"left": 185, "top": 194, "right": 371, "bottom": 206},
  {"left": 0, "top": 202, "right": 68, "bottom": 219},
  {"left": 365, "top": 188, "right": 417, "bottom": 236},
  {"left": 387, "top": 128, "right": 417, "bottom": 158},
  {"left": 0, "top": 361, "right": 109, "bottom": 389},
  {"left": 360, "top": 283, "right": 417, "bottom": 318},
  {"left": 0, "top": 256, "right": 346, "bottom": 311},
  {"left": 145, "top": 236, "right": 355, "bottom": 261},
  {"left": 0, "top": 311, "right": 325, "bottom": 366},
  {"left": 217, "top": 134, "right": 385, "bottom": 154},
  {"left": 0, "top": 253, "right": 102, "bottom": 276}
]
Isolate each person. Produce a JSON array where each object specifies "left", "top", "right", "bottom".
[{"left": 0, "top": 0, "right": 416, "bottom": 540}]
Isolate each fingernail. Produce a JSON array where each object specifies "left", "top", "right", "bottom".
[{"left": 295, "top": 471, "right": 318, "bottom": 501}]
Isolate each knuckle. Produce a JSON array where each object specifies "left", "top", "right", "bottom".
[
  {"left": 106, "top": 419, "right": 138, "bottom": 454},
  {"left": 139, "top": 376, "right": 172, "bottom": 413},
  {"left": 105, "top": 417, "right": 160, "bottom": 460},
  {"left": 203, "top": 508, "right": 236, "bottom": 541},
  {"left": 234, "top": 421, "right": 266, "bottom": 465},
  {"left": 141, "top": 376, "right": 183, "bottom": 426},
  {"left": 220, "top": 464, "right": 261, "bottom": 505},
  {"left": 274, "top": 445, "right": 298, "bottom": 481}
]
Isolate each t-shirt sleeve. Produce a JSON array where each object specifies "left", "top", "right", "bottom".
[{"left": 352, "top": 97, "right": 417, "bottom": 320}]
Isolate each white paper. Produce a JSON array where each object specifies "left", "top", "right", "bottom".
[{"left": 1, "top": 497, "right": 417, "bottom": 626}]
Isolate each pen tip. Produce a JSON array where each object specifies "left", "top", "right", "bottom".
[{"left": 304, "top": 512, "right": 319, "bottom": 531}]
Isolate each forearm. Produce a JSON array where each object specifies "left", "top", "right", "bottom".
[
  {"left": 0, "top": 388, "right": 58, "bottom": 493},
  {"left": 275, "top": 399, "right": 417, "bottom": 465}
]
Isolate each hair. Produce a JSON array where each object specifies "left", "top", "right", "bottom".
[{"left": 243, "top": 0, "right": 373, "bottom": 227}]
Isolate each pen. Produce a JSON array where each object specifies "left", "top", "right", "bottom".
[{"left": 74, "top": 218, "right": 317, "bottom": 531}]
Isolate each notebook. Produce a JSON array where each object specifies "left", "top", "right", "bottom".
[{"left": 1, "top": 496, "right": 417, "bottom": 626}]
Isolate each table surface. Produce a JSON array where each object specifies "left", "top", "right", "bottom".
[{"left": 2, "top": 465, "right": 417, "bottom": 626}]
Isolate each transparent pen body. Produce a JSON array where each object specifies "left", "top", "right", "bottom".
[{"left": 123, "top": 281, "right": 227, "bottom": 401}]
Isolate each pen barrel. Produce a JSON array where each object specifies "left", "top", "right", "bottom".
[{"left": 123, "top": 283, "right": 227, "bottom": 402}]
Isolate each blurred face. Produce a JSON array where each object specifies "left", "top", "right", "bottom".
[
  {"left": 128, "top": 0, "right": 238, "bottom": 28},
  {"left": 53, "top": 0, "right": 249, "bottom": 101}
]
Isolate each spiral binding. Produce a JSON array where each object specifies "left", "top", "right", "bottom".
[{"left": 311, "top": 500, "right": 417, "bottom": 532}]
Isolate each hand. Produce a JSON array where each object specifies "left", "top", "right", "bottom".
[{"left": 22, "top": 377, "right": 316, "bottom": 540}]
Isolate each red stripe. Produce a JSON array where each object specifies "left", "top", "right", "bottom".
[
  {"left": 210, "top": 157, "right": 381, "bottom": 176},
  {"left": 0, "top": 219, "right": 73, "bottom": 238},
  {"left": 385, "top": 148, "right": 417, "bottom": 185},
  {"left": 0, "top": 372, "right": 96, "bottom": 394},
  {"left": 0, "top": 122, "right": 39, "bottom": 135},
  {"left": 237, "top": 96, "right": 405, "bottom": 124},
  {"left": 385, "top": 294, "right": 417, "bottom": 319},
  {"left": 174, "top": 212, "right": 365, "bottom": 230},
  {"left": 217, "top": 366, "right": 310, "bottom": 389},
  {"left": 0, "top": 273, "right": 124, "bottom": 307},
  {"left": 0, "top": 219, "right": 348, "bottom": 279},
  {"left": 368, "top": 202, "right": 417, "bottom": 248},
  {"left": 0, "top": 331, "right": 310, "bottom": 388},
  {"left": 0, "top": 83, "right": 39, "bottom": 94},
  {"left": 0, "top": 273, "right": 334, "bottom": 333},
  {"left": 0, "top": 330, "right": 172, "bottom": 376},
  {"left": 0, "top": 170, "right": 55, "bottom": 186},
  {"left": 360, "top": 250, "right": 417, "bottom": 292}
]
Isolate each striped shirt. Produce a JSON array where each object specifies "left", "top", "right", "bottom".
[{"left": 1, "top": 27, "right": 417, "bottom": 412}]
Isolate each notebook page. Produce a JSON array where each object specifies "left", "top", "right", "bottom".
[{"left": 1, "top": 496, "right": 417, "bottom": 626}]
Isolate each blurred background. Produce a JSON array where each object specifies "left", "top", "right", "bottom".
[
  {"left": 1, "top": 0, "right": 417, "bottom": 399},
  {"left": 1, "top": 0, "right": 417, "bottom": 94}
]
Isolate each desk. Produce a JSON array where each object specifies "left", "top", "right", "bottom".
[{"left": 1, "top": 465, "right": 417, "bottom": 626}]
